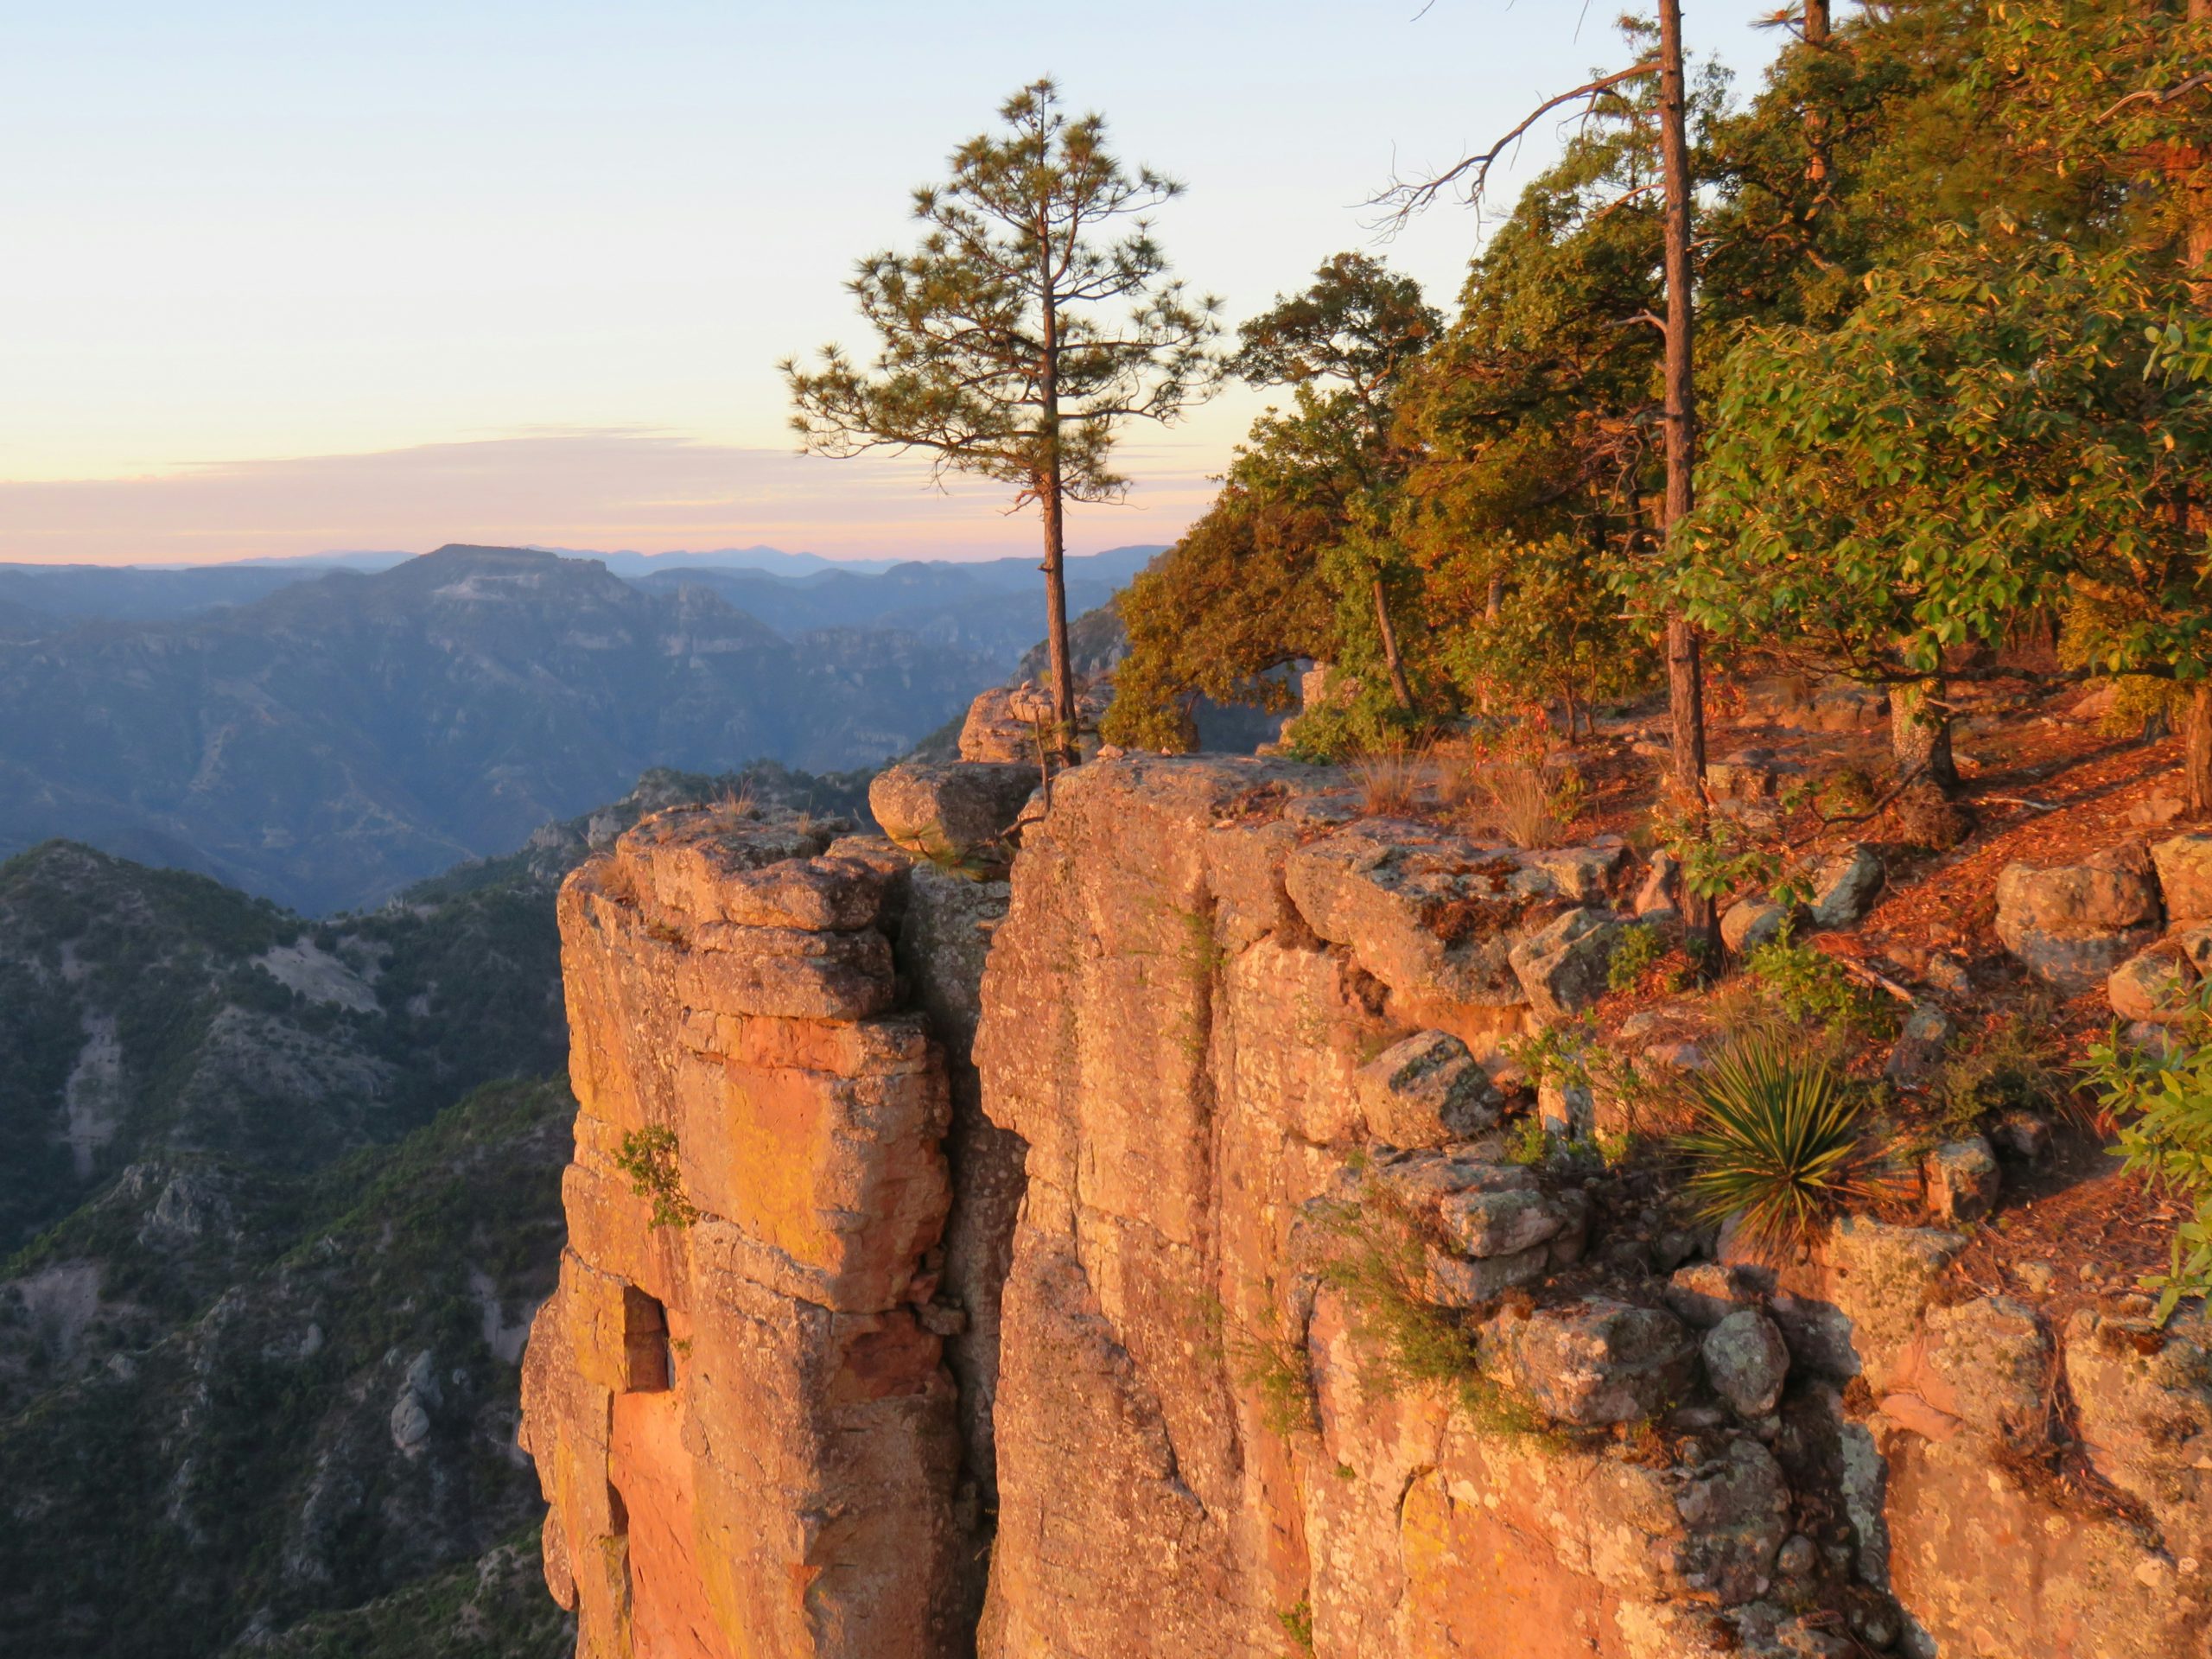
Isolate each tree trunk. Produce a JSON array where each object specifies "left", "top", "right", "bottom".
[
  {"left": 1803, "top": 0, "right": 1832, "bottom": 196},
  {"left": 1890, "top": 678, "right": 1959, "bottom": 793},
  {"left": 1037, "top": 265, "right": 1077, "bottom": 769},
  {"left": 2188, "top": 683, "right": 2212, "bottom": 817},
  {"left": 1372, "top": 576, "right": 1414, "bottom": 710},
  {"left": 1657, "top": 0, "right": 1714, "bottom": 949},
  {"left": 2179, "top": 5, "right": 2211, "bottom": 812}
]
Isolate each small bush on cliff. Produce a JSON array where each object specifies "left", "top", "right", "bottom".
[
  {"left": 1312, "top": 1179, "right": 1542, "bottom": 1437},
  {"left": 1676, "top": 1034, "right": 1871, "bottom": 1253},
  {"left": 1198, "top": 1289, "right": 1317, "bottom": 1440},
  {"left": 2087, "top": 1001, "right": 2212, "bottom": 1324},
  {"left": 614, "top": 1125, "right": 699, "bottom": 1230},
  {"left": 1606, "top": 923, "right": 1669, "bottom": 995}
]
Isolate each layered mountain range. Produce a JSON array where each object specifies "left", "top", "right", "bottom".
[{"left": 0, "top": 543, "right": 1144, "bottom": 912}]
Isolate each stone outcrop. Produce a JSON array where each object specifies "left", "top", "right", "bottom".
[
  {"left": 519, "top": 806, "right": 987, "bottom": 1658},
  {"left": 521, "top": 760, "right": 2212, "bottom": 1659},
  {"left": 1994, "top": 848, "right": 2161, "bottom": 991}
]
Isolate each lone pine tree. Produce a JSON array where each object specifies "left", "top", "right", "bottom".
[{"left": 785, "top": 79, "right": 1219, "bottom": 764}]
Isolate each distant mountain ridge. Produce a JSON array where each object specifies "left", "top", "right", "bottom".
[
  {"left": 0, "top": 544, "right": 1004, "bottom": 912},
  {"left": 0, "top": 545, "right": 1165, "bottom": 668}
]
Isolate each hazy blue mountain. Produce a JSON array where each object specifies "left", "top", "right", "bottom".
[
  {"left": 0, "top": 545, "right": 997, "bottom": 912},
  {"left": 0, "top": 563, "right": 362, "bottom": 625}
]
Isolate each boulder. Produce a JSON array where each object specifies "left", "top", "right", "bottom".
[
  {"left": 1923, "top": 1295, "right": 2050, "bottom": 1442},
  {"left": 1804, "top": 845, "right": 1885, "bottom": 931},
  {"left": 1352, "top": 1030, "right": 1501, "bottom": 1146},
  {"left": 1284, "top": 820, "right": 1544, "bottom": 1007},
  {"left": 1818, "top": 1216, "right": 1968, "bottom": 1387},
  {"left": 1664, "top": 1262, "right": 1777, "bottom": 1330},
  {"left": 1635, "top": 850, "right": 1681, "bottom": 919},
  {"left": 1427, "top": 1244, "right": 1553, "bottom": 1307},
  {"left": 1883, "top": 1001, "right": 1956, "bottom": 1086},
  {"left": 1507, "top": 906, "right": 1629, "bottom": 1020},
  {"left": 958, "top": 682, "right": 1111, "bottom": 762},
  {"left": 1538, "top": 1075, "right": 1594, "bottom": 1138},
  {"left": 1721, "top": 899, "right": 1792, "bottom": 955},
  {"left": 2063, "top": 1309, "right": 2212, "bottom": 1549},
  {"left": 1994, "top": 850, "right": 2161, "bottom": 992},
  {"left": 1486, "top": 1298, "right": 1698, "bottom": 1426},
  {"left": 1703, "top": 1308, "right": 1790, "bottom": 1416},
  {"left": 2151, "top": 832, "right": 2212, "bottom": 924},
  {"left": 1518, "top": 842, "right": 1630, "bottom": 903},
  {"left": 2108, "top": 946, "right": 2191, "bottom": 1023},
  {"left": 868, "top": 760, "right": 1037, "bottom": 861},
  {"left": 1989, "top": 1112, "right": 2051, "bottom": 1161},
  {"left": 1371, "top": 1151, "right": 1585, "bottom": 1262},
  {"left": 1922, "top": 1135, "right": 2000, "bottom": 1224}
]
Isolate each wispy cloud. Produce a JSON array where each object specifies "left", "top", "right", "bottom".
[{"left": 0, "top": 429, "right": 1219, "bottom": 564}]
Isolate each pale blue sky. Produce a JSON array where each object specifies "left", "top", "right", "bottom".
[{"left": 0, "top": 2, "right": 1788, "bottom": 563}]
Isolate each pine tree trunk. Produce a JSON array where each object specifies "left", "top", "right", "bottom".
[
  {"left": 2179, "top": 3, "right": 2211, "bottom": 814},
  {"left": 1372, "top": 576, "right": 1414, "bottom": 710},
  {"left": 1038, "top": 260, "right": 1077, "bottom": 769},
  {"left": 1041, "top": 485, "right": 1076, "bottom": 768},
  {"left": 1803, "top": 0, "right": 1832, "bottom": 194},
  {"left": 1890, "top": 678, "right": 1959, "bottom": 792},
  {"left": 1658, "top": 0, "right": 1713, "bottom": 948},
  {"left": 2187, "top": 683, "right": 2212, "bottom": 817}
]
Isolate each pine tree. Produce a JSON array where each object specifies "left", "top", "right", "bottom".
[{"left": 784, "top": 80, "right": 1219, "bottom": 764}]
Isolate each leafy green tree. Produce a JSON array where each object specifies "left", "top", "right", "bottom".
[
  {"left": 1677, "top": 0, "right": 2212, "bottom": 814},
  {"left": 1103, "top": 254, "right": 1434, "bottom": 752},
  {"left": 785, "top": 79, "right": 1219, "bottom": 761}
]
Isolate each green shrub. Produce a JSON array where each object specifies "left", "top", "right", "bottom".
[
  {"left": 1309, "top": 1180, "right": 1543, "bottom": 1436},
  {"left": 2087, "top": 1007, "right": 2212, "bottom": 1323},
  {"left": 1742, "top": 938, "right": 1895, "bottom": 1042},
  {"left": 1277, "top": 1596, "right": 1316, "bottom": 1653},
  {"left": 614, "top": 1125, "right": 699, "bottom": 1230},
  {"left": 1677, "top": 1033, "right": 1871, "bottom": 1253},
  {"left": 1606, "top": 923, "right": 1669, "bottom": 994},
  {"left": 1934, "top": 1009, "right": 2068, "bottom": 1135}
]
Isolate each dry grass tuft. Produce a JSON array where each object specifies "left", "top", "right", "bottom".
[
  {"left": 1348, "top": 741, "right": 1429, "bottom": 817},
  {"left": 1472, "top": 757, "right": 1586, "bottom": 849}
]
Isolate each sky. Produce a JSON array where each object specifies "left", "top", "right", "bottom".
[{"left": 0, "top": 2, "right": 1789, "bottom": 565}]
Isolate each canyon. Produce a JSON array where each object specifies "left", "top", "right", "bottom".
[{"left": 522, "top": 747, "right": 2212, "bottom": 1658}]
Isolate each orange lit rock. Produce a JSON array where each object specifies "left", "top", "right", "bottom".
[{"left": 520, "top": 804, "right": 967, "bottom": 1659}]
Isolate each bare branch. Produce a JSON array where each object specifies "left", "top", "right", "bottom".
[
  {"left": 2100, "top": 72, "right": 2212, "bottom": 123},
  {"left": 1369, "top": 58, "right": 1660, "bottom": 232}
]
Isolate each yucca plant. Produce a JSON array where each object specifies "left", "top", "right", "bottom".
[{"left": 1676, "top": 1033, "right": 1871, "bottom": 1252}]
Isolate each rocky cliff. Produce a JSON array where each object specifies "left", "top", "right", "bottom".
[{"left": 524, "top": 757, "right": 2212, "bottom": 1658}]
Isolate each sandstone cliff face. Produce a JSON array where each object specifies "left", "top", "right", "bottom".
[
  {"left": 524, "top": 761, "right": 2212, "bottom": 1659},
  {"left": 969, "top": 756, "right": 2211, "bottom": 1659},
  {"left": 519, "top": 807, "right": 987, "bottom": 1658}
]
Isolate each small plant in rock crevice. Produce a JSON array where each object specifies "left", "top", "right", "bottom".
[
  {"left": 614, "top": 1125, "right": 699, "bottom": 1230},
  {"left": 1936, "top": 1007, "right": 2069, "bottom": 1135},
  {"left": 1308, "top": 1179, "right": 1546, "bottom": 1438},
  {"left": 1348, "top": 740, "right": 1428, "bottom": 817},
  {"left": 1276, "top": 1595, "right": 1316, "bottom": 1654},
  {"left": 1676, "top": 1033, "right": 1873, "bottom": 1255},
  {"left": 1194, "top": 1284, "right": 1318, "bottom": 1440},
  {"left": 1606, "top": 922, "right": 1669, "bottom": 994}
]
